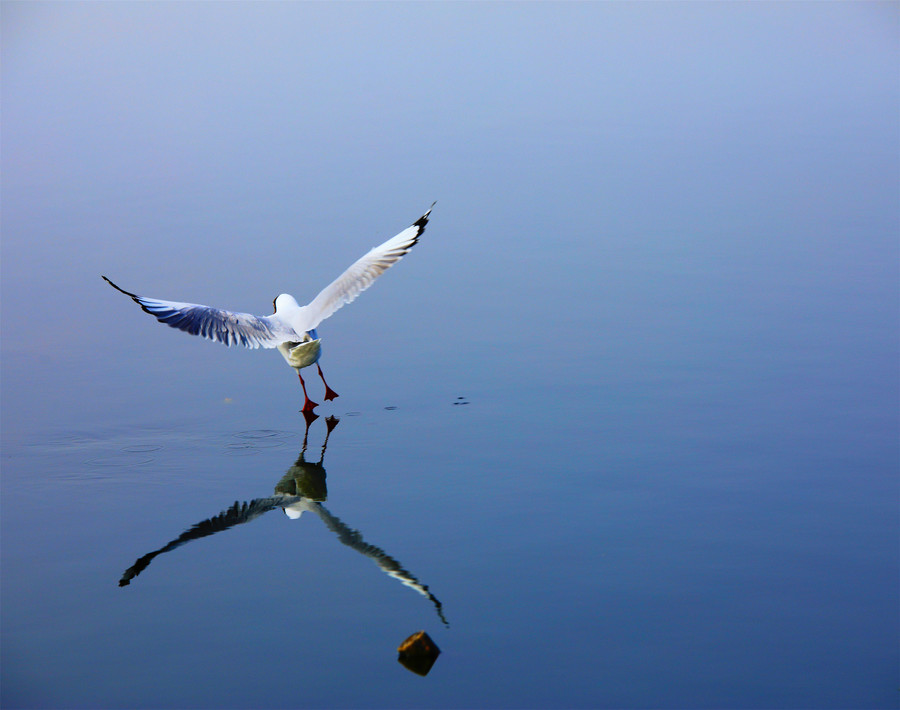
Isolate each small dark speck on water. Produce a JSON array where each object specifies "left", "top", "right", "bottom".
[{"left": 384, "top": 406, "right": 398, "bottom": 411}]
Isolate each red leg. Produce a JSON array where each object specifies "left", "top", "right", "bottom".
[
  {"left": 297, "top": 371, "right": 319, "bottom": 412},
  {"left": 317, "top": 363, "right": 339, "bottom": 401}
]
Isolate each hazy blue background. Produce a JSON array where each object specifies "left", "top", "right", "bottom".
[{"left": 2, "top": 3, "right": 898, "bottom": 709}]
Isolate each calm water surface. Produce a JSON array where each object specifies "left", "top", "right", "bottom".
[{"left": 2, "top": 3, "right": 898, "bottom": 708}]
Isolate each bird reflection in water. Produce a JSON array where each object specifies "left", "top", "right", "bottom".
[{"left": 118, "top": 414, "right": 447, "bottom": 626}]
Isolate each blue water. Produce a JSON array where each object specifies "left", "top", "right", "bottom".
[{"left": 2, "top": 3, "right": 898, "bottom": 708}]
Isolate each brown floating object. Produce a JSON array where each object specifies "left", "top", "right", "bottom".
[{"left": 397, "top": 630, "right": 440, "bottom": 676}]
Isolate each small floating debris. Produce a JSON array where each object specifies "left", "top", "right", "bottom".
[
  {"left": 453, "top": 396, "right": 469, "bottom": 406},
  {"left": 384, "top": 406, "right": 398, "bottom": 411},
  {"left": 397, "top": 630, "right": 440, "bottom": 676}
]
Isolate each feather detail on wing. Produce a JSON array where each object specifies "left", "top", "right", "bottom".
[
  {"left": 299, "top": 204, "right": 434, "bottom": 332},
  {"left": 102, "top": 276, "right": 298, "bottom": 349}
]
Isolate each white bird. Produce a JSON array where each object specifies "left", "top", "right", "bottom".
[{"left": 103, "top": 204, "right": 434, "bottom": 411}]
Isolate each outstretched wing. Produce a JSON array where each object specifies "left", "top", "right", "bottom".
[
  {"left": 102, "top": 276, "right": 299, "bottom": 349},
  {"left": 298, "top": 204, "right": 434, "bottom": 332}
]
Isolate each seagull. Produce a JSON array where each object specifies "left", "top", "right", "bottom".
[{"left": 103, "top": 204, "right": 434, "bottom": 411}]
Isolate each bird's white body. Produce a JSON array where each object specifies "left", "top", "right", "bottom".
[
  {"left": 103, "top": 205, "right": 434, "bottom": 410},
  {"left": 270, "top": 294, "right": 322, "bottom": 371}
]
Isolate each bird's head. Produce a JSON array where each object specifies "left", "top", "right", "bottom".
[{"left": 273, "top": 293, "right": 299, "bottom": 314}]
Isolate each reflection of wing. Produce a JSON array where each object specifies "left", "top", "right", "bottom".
[
  {"left": 119, "top": 497, "right": 291, "bottom": 586},
  {"left": 311, "top": 503, "right": 448, "bottom": 626}
]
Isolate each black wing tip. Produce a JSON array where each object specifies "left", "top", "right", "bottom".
[
  {"left": 102, "top": 274, "right": 140, "bottom": 299},
  {"left": 102, "top": 275, "right": 157, "bottom": 317},
  {"left": 412, "top": 202, "right": 436, "bottom": 233}
]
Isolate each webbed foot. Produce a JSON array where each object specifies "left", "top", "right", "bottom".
[{"left": 322, "top": 386, "right": 339, "bottom": 402}]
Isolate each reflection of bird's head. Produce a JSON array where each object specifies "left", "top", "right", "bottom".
[{"left": 282, "top": 499, "right": 319, "bottom": 520}]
